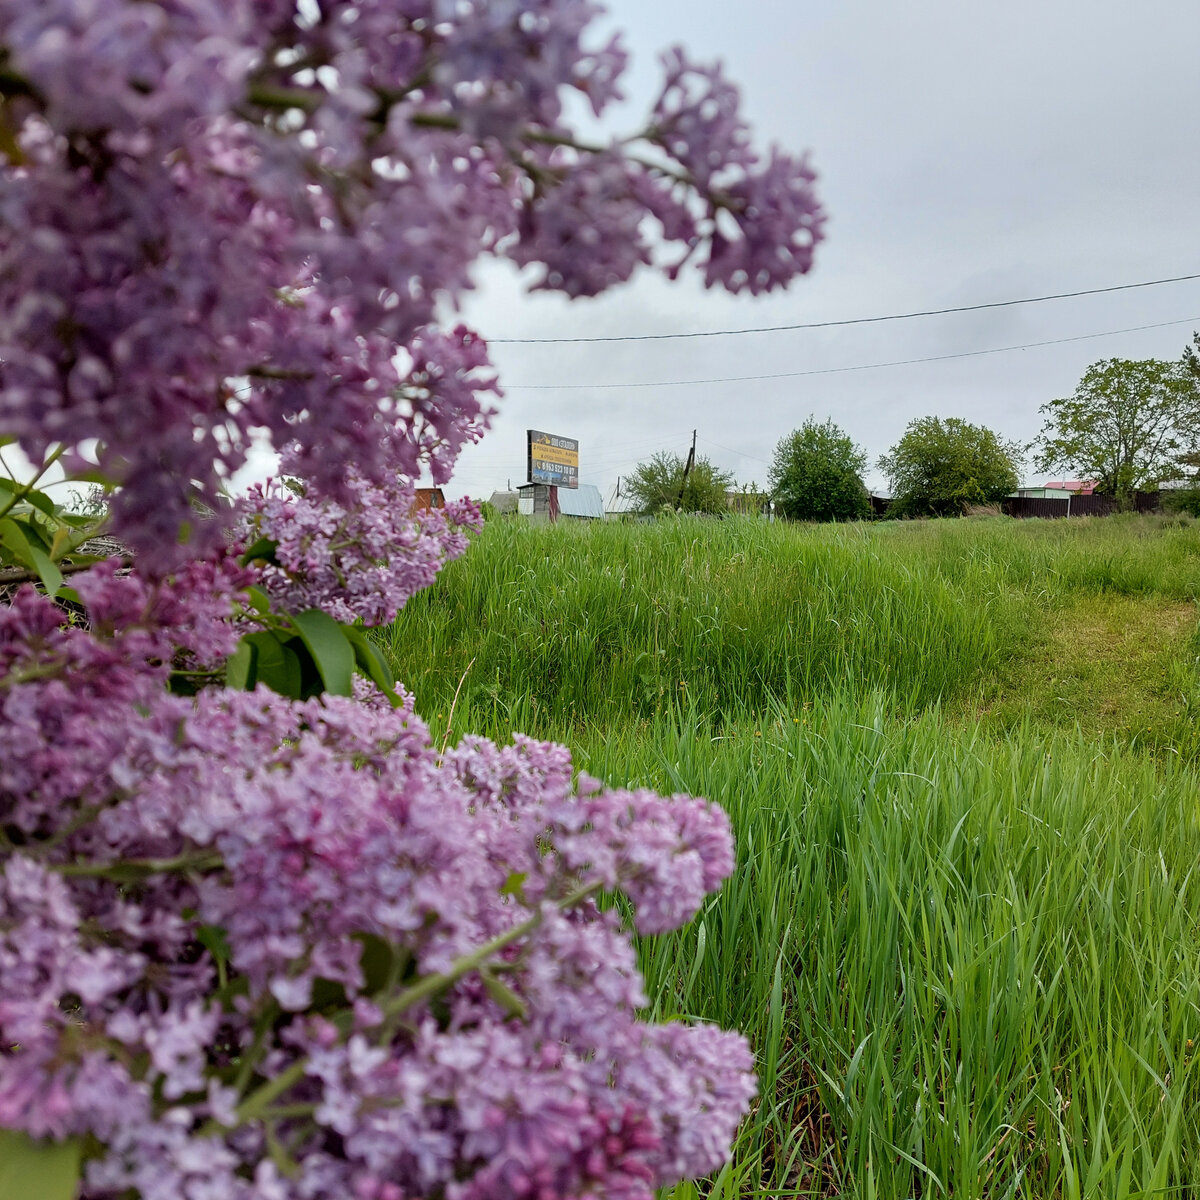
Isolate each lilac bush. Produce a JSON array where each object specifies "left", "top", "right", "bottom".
[{"left": 0, "top": 3, "right": 824, "bottom": 1196}]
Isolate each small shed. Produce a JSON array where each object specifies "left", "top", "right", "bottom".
[
  {"left": 412, "top": 487, "right": 445, "bottom": 512},
  {"left": 516, "top": 483, "right": 550, "bottom": 518}
]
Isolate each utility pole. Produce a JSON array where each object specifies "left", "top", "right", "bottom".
[{"left": 676, "top": 429, "right": 696, "bottom": 509}]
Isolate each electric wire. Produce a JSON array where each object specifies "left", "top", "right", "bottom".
[
  {"left": 489, "top": 271, "right": 1200, "bottom": 344},
  {"left": 504, "top": 315, "right": 1200, "bottom": 391},
  {"left": 697, "top": 436, "right": 772, "bottom": 467}
]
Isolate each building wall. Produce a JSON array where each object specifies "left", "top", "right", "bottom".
[{"left": 412, "top": 487, "right": 445, "bottom": 512}]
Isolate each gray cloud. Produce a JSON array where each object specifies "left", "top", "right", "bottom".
[{"left": 443, "top": 0, "right": 1200, "bottom": 505}]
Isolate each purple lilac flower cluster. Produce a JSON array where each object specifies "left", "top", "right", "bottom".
[
  {"left": 1, "top": 583, "right": 752, "bottom": 1198},
  {"left": 242, "top": 326, "right": 493, "bottom": 626},
  {"left": 0, "top": 1, "right": 822, "bottom": 562},
  {"left": 246, "top": 471, "right": 480, "bottom": 627},
  {"left": 0, "top": 3, "right": 825, "bottom": 1196}
]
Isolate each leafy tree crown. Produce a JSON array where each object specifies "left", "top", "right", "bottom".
[
  {"left": 879, "top": 416, "right": 1021, "bottom": 517},
  {"left": 1034, "top": 357, "right": 1200, "bottom": 498},
  {"left": 769, "top": 417, "right": 870, "bottom": 521},
  {"left": 625, "top": 451, "right": 735, "bottom": 515}
]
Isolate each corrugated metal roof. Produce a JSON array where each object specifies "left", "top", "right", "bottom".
[
  {"left": 486, "top": 484, "right": 603, "bottom": 518},
  {"left": 558, "top": 484, "right": 604, "bottom": 519}
]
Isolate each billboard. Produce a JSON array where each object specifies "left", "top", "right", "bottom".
[{"left": 527, "top": 429, "right": 579, "bottom": 489}]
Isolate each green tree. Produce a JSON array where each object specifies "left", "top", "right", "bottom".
[
  {"left": 624, "top": 450, "right": 735, "bottom": 515},
  {"left": 1034, "top": 357, "right": 1200, "bottom": 500},
  {"left": 880, "top": 416, "right": 1021, "bottom": 517},
  {"left": 1185, "top": 330, "right": 1199, "bottom": 377},
  {"left": 769, "top": 418, "right": 871, "bottom": 521}
]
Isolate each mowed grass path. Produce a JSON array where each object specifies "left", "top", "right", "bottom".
[
  {"left": 972, "top": 592, "right": 1199, "bottom": 753},
  {"left": 380, "top": 515, "right": 1200, "bottom": 1198}
]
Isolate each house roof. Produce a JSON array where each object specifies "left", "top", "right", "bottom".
[{"left": 558, "top": 483, "right": 604, "bottom": 518}]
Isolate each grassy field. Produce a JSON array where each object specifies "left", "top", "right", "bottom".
[{"left": 381, "top": 513, "right": 1200, "bottom": 1198}]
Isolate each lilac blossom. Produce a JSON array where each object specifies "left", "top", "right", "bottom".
[
  {"left": 648, "top": 48, "right": 825, "bottom": 293},
  {"left": 0, "top": 2, "right": 828, "bottom": 1195},
  {"left": 0, "top": 5, "right": 821, "bottom": 564},
  {"left": 510, "top": 149, "right": 655, "bottom": 297},
  {"left": 1, "top": 585, "right": 753, "bottom": 1197},
  {"left": 245, "top": 470, "right": 480, "bottom": 627}
]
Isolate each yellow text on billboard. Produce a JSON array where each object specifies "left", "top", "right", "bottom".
[{"left": 531, "top": 442, "right": 579, "bottom": 468}]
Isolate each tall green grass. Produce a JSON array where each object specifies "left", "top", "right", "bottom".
[
  {"left": 384, "top": 514, "right": 1200, "bottom": 736},
  {"left": 596, "top": 697, "right": 1200, "bottom": 1197},
  {"left": 383, "top": 517, "right": 1025, "bottom": 724},
  {"left": 879, "top": 511, "right": 1200, "bottom": 601},
  {"left": 381, "top": 514, "right": 1200, "bottom": 1197}
]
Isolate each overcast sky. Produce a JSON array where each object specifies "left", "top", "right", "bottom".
[{"left": 442, "top": 0, "right": 1200, "bottom": 506}]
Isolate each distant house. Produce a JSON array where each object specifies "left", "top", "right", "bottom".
[
  {"left": 725, "top": 489, "right": 770, "bottom": 515},
  {"left": 559, "top": 484, "right": 604, "bottom": 519},
  {"left": 1013, "top": 487, "right": 1077, "bottom": 501},
  {"left": 1002, "top": 479, "right": 1163, "bottom": 519},
  {"left": 413, "top": 487, "right": 445, "bottom": 512},
  {"left": 487, "top": 490, "right": 519, "bottom": 514}
]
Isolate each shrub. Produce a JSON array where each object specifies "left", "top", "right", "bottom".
[
  {"left": 770, "top": 418, "right": 871, "bottom": 522},
  {"left": 0, "top": 4, "right": 826, "bottom": 1197}
]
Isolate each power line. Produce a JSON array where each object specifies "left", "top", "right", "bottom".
[
  {"left": 489, "top": 271, "right": 1200, "bottom": 344},
  {"left": 697, "top": 436, "right": 772, "bottom": 467},
  {"left": 504, "top": 315, "right": 1200, "bottom": 391}
]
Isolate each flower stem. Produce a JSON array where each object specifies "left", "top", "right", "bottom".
[{"left": 380, "top": 879, "right": 599, "bottom": 1019}]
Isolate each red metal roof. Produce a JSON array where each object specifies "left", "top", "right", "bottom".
[{"left": 1045, "top": 480, "right": 1097, "bottom": 494}]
